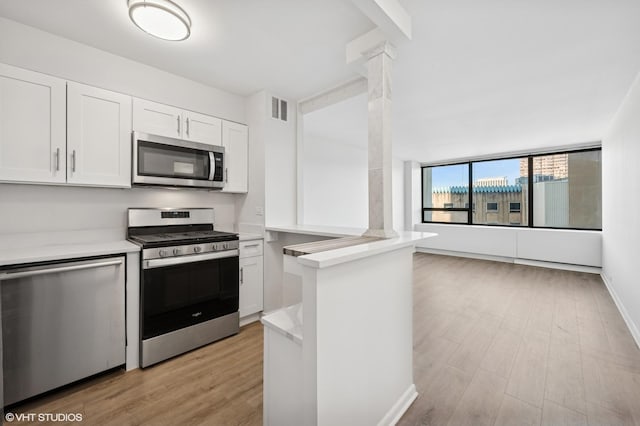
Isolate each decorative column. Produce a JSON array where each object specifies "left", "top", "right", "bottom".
[{"left": 363, "top": 41, "right": 398, "bottom": 239}]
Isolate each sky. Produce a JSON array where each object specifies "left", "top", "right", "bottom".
[{"left": 430, "top": 158, "right": 523, "bottom": 188}]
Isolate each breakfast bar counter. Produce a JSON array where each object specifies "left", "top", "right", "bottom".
[{"left": 262, "top": 230, "right": 437, "bottom": 426}]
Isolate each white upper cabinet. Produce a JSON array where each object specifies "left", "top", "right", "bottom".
[
  {"left": 67, "top": 82, "right": 132, "bottom": 187},
  {"left": 133, "top": 98, "right": 222, "bottom": 146},
  {"left": 182, "top": 111, "right": 222, "bottom": 146},
  {"left": 0, "top": 63, "right": 66, "bottom": 184},
  {"left": 221, "top": 121, "right": 248, "bottom": 193},
  {"left": 132, "top": 98, "right": 182, "bottom": 139}
]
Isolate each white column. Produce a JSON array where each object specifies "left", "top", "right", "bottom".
[{"left": 363, "top": 41, "right": 398, "bottom": 238}]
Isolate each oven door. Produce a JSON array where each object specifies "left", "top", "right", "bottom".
[
  {"left": 132, "top": 131, "right": 225, "bottom": 189},
  {"left": 141, "top": 250, "right": 239, "bottom": 340}
]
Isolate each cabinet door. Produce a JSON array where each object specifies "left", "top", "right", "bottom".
[
  {"left": 0, "top": 64, "right": 66, "bottom": 183},
  {"left": 239, "top": 256, "right": 264, "bottom": 318},
  {"left": 132, "top": 98, "right": 182, "bottom": 139},
  {"left": 183, "top": 110, "right": 222, "bottom": 146},
  {"left": 67, "top": 82, "right": 132, "bottom": 187},
  {"left": 221, "top": 120, "right": 248, "bottom": 193}
]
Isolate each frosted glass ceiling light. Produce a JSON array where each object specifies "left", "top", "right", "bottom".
[{"left": 128, "top": 0, "right": 191, "bottom": 41}]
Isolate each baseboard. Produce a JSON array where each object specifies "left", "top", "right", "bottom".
[
  {"left": 240, "top": 312, "right": 262, "bottom": 327},
  {"left": 416, "top": 247, "right": 602, "bottom": 274},
  {"left": 515, "top": 258, "right": 602, "bottom": 274},
  {"left": 600, "top": 273, "right": 640, "bottom": 350},
  {"left": 377, "top": 384, "right": 418, "bottom": 426},
  {"left": 416, "top": 248, "right": 513, "bottom": 264}
]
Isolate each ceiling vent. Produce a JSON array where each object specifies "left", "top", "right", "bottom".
[{"left": 271, "top": 96, "right": 288, "bottom": 122}]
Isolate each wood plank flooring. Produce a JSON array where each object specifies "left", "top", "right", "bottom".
[
  {"left": 5, "top": 253, "right": 640, "bottom": 425},
  {"left": 400, "top": 253, "right": 640, "bottom": 426},
  {"left": 4, "top": 322, "right": 264, "bottom": 425}
]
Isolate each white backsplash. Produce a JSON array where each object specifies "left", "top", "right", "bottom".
[{"left": 0, "top": 183, "right": 237, "bottom": 240}]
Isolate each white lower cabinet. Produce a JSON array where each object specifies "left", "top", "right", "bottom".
[{"left": 239, "top": 240, "right": 264, "bottom": 319}]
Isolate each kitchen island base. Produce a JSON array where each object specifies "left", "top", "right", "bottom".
[{"left": 263, "top": 231, "right": 435, "bottom": 426}]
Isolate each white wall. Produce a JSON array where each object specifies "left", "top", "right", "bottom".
[
  {"left": 239, "top": 90, "right": 301, "bottom": 311},
  {"left": 303, "top": 136, "right": 368, "bottom": 228},
  {"left": 602, "top": 70, "right": 640, "bottom": 345},
  {"left": 265, "top": 96, "right": 297, "bottom": 226},
  {"left": 301, "top": 135, "right": 405, "bottom": 232},
  {"left": 0, "top": 184, "right": 237, "bottom": 237},
  {"left": 0, "top": 17, "right": 245, "bottom": 123},
  {"left": 0, "top": 18, "right": 247, "bottom": 239},
  {"left": 236, "top": 91, "right": 267, "bottom": 234}
]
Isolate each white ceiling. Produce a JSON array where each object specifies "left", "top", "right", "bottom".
[{"left": 1, "top": 0, "right": 639, "bottom": 163}]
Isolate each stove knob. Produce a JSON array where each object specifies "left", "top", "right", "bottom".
[
  {"left": 159, "top": 249, "right": 169, "bottom": 257},
  {"left": 173, "top": 248, "right": 182, "bottom": 256},
  {"left": 194, "top": 246, "right": 202, "bottom": 253},
  {"left": 223, "top": 242, "right": 229, "bottom": 250},
  {"left": 213, "top": 243, "right": 220, "bottom": 251}
]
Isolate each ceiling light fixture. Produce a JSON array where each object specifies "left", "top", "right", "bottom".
[{"left": 128, "top": 0, "right": 191, "bottom": 41}]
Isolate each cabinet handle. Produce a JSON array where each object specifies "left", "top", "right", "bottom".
[
  {"left": 240, "top": 267, "right": 244, "bottom": 284},
  {"left": 177, "top": 116, "right": 181, "bottom": 135},
  {"left": 54, "top": 148, "right": 60, "bottom": 171},
  {"left": 186, "top": 118, "right": 190, "bottom": 136},
  {"left": 225, "top": 167, "right": 228, "bottom": 183},
  {"left": 71, "top": 150, "right": 76, "bottom": 173},
  {"left": 243, "top": 243, "right": 260, "bottom": 248}
]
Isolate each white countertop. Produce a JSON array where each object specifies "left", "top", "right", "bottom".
[
  {"left": 296, "top": 231, "right": 437, "bottom": 269},
  {"left": 261, "top": 303, "right": 303, "bottom": 345},
  {"left": 265, "top": 224, "right": 365, "bottom": 238},
  {"left": 0, "top": 229, "right": 140, "bottom": 267}
]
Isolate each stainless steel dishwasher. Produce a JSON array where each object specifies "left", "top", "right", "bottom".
[{"left": 1, "top": 256, "right": 126, "bottom": 406}]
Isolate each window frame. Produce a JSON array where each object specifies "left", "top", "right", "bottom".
[{"left": 421, "top": 147, "right": 602, "bottom": 231}]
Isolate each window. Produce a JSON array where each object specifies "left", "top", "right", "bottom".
[
  {"left": 422, "top": 163, "right": 469, "bottom": 224},
  {"left": 421, "top": 147, "right": 601, "bottom": 230},
  {"left": 532, "top": 150, "right": 601, "bottom": 230},
  {"left": 472, "top": 157, "right": 528, "bottom": 226}
]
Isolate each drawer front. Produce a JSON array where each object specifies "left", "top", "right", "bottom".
[{"left": 239, "top": 240, "right": 263, "bottom": 258}]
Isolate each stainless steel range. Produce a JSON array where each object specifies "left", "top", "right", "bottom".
[{"left": 127, "top": 208, "right": 239, "bottom": 368}]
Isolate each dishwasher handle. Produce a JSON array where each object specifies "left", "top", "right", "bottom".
[{"left": 0, "top": 259, "right": 124, "bottom": 281}]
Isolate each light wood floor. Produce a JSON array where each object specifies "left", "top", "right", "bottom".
[
  {"left": 5, "top": 322, "right": 264, "bottom": 425},
  {"left": 400, "top": 253, "right": 640, "bottom": 426},
  {"left": 5, "top": 253, "right": 640, "bottom": 425}
]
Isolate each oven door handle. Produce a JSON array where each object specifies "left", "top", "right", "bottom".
[{"left": 143, "top": 249, "right": 238, "bottom": 269}]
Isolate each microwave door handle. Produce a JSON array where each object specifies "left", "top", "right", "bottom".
[{"left": 208, "top": 152, "right": 215, "bottom": 181}]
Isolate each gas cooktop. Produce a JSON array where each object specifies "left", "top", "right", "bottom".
[
  {"left": 128, "top": 230, "right": 237, "bottom": 245},
  {"left": 126, "top": 208, "right": 237, "bottom": 249}
]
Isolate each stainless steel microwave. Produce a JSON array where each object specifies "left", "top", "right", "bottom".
[{"left": 132, "top": 132, "right": 225, "bottom": 189}]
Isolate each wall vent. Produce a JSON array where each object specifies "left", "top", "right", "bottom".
[{"left": 271, "top": 96, "right": 288, "bottom": 122}]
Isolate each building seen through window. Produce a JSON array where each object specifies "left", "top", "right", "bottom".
[{"left": 421, "top": 148, "right": 601, "bottom": 230}]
